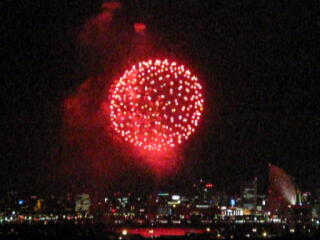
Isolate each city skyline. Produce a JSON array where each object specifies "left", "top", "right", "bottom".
[{"left": 0, "top": 162, "right": 319, "bottom": 238}]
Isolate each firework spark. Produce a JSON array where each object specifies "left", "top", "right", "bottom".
[{"left": 109, "top": 59, "right": 204, "bottom": 152}]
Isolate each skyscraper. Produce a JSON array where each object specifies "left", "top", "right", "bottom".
[{"left": 241, "top": 178, "right": 258, "bottom": 210}]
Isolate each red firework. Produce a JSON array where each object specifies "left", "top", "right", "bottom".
[{"left": 109, "top": 59, "right": 204, "bottom": 152}]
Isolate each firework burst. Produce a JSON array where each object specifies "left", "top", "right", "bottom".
[{"left": 109, "top": 59, "right": 204, "bottom": 152}]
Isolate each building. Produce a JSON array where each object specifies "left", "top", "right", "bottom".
[
  {"left": 75, "top": 194, "right": 91, "bottom": 214},
  {"left": 241, "top": 178, "right": 258, "bottom": 210},
  {"left": 192, "top": 179, "right": 215, "bottom": 204}
]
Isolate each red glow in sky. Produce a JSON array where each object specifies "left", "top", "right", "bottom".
[{"left": 109, "top": 59, "right": 204, "bottom": 153}]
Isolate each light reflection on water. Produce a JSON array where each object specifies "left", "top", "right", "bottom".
[{"left": 116, "top": 227, "right": 206, "bottom": 237}]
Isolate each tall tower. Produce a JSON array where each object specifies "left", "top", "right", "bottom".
[{"left": 241, "top": 178, "right": 258, "bottom": 210}]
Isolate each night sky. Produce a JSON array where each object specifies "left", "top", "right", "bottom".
[{"left": 2, "top": 1, "right": 319, "bottom": 196}]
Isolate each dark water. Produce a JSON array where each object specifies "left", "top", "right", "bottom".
[{"left": 0, "top": 222, "right": 320, "bottom": 239}]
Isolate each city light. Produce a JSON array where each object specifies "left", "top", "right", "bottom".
[
  {"left": 172, "top": 195, "right": 180, "bottom": 200},
  {"left": 0, "top": 176, "right": 318, "bottom": 239}
]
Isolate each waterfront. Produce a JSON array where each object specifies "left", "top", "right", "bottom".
[{"left": 1, "top": 221, "right": 319, "bottom": 240}]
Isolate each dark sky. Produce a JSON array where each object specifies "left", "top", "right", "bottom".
[{"left": 2, "top": 1, "right": 319, "bottom": 196}]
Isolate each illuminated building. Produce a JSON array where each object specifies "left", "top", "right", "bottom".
[
  {"left": 312, "top": 188, "right": 320, "bottom": 218},
  {"left": 241, "top": 178, "right": 258, "bottom": 210},
  {"left": 34, "top": 199, "right": 44, "bottom": 212},
  {"left": 192, "top": 179, "right": 215, "bottom": 204},
  {"left": 221, "top": 206, "right": 244, "bottom": 217},
  {"left": 75, "top": 194, "right": 91, "bottom": 214}
]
